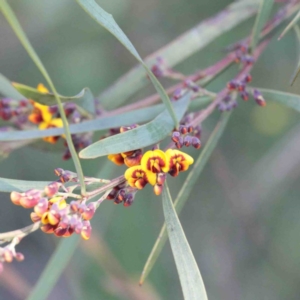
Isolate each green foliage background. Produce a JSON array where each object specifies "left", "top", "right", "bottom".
[{"left": 1, "top": 0, "right": 300, "bottom": 299}]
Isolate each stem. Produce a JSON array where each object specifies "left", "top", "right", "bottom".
[
  {"left": 87, "top": 176, "right": 125, "bottom": 198},
  {"left": 191, "top": 39, "right": 270, "bottom": 127},
  {"left": 0, "top": 222, "right": 40, "bottom": 243}
]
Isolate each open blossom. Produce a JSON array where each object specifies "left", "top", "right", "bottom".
[
  {"left": 165, "top": 149, "right": 194, "bottom": 177},
  {"left": 140, "top": 149, "right": 169, "bottom": 173},
  {"left": 28, "top": 84, "right": 64, "bottom": 144},
  {"left": 124, "top": 165, "right": 156, "bottom": 189}
]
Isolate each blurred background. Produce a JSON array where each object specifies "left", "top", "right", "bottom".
[{"left": 1, "top": 0, "right": 300, "bottom": 299}]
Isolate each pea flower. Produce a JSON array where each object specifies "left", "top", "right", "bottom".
[
  {"left": 140, "top": 149, "right": 169, "bottom": 173},
  {"left": 124, "top": 165, "right": 156, "bottom": 189},
  {"left": 165, "top": 149, "right": 194, "bottom": 177}
]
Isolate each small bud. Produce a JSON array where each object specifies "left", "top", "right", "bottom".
[
  {"left": 64, "top": 103, "right": 76, "bottom": 116},
  {"left": 15, "top": 252, "right": 24, "bottom": 261},
  {"left": 183, "top": 136, "right": 192, "bottom": 147},
  {"left": 10, "top": 191, "right": 22, "bottom": 206},
  {"left": 54, "top": 227, "right": 68, "bottom": 237},
  {"left": 192, "top": 137, "right": 201, "bottom": 149},
  {"left": 81, "top": 203, "right": 96, "bottom": 221},
  {"left": 81, "top": 221, "right": 92, "bottom": 240},
  {"left": 179, "top": 125, "right": 188, "bottom": 135},
  {"left": 253, "top": 89, "right": 266, "bottom": 107},
  {"left": 49, "top": 105, "right": 58, "bottom": 114},
  {"left": 240, "top": 91, "right": 249, "bottom": 101},
  {"left": 40, "top": 224, "right": 55, "bottom": 234},
  {"left": 3, "top": 250, "right": 13, "bottom": 263},
  {"left": 44, "top": 182, "right": 60, "bottom": 197},
  {"left": 34, "top": 198, "right": 49, "bottom": 217},
  {"left": 187, "top": 126, "right": 194, "bottom": 133},
  {"left": 30, "top": 212, "right": 41, "bottom": 223},
  {"left": 123, "top": 194, "right": 134, "bottom": 207},
  {"left": 227, "top": 80, "right": 239, "bottom": 90},
  {"left": 171, "top": 131, "right": 180, "bottom": 143},
  {"left": 243, "top": 74, "right": 252, "bottom": 83},
  {"left": 154, "top": 184, "right": 163, "bottom": 196},
  {"left": 156, "top": 173, "right": 166, "bottom": 185}
]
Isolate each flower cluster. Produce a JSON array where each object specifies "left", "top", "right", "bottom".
[
  {"left": 125, "top": 149, "right": 194, "bottom": 195},
  {"left": 10, "top": 182, "right": 94, "bottom": 240},
  {"left": 0, "top": 83, "right": 94, "bottom": 159},
  {"left": 0, "top": 98, "right": 30, "bottom": 123},
  {"left": 172, "top": 125, "right": 201, "bottom": 149},
  {"left": 223, "top": 74, "right": 266, "bottom": 109},
  {"left": 229, "top": 43, "right": 255, "bottom": 66},
  {"left": 28, "top": 84, "right": 64, "bottom": 144},
  {"left": 0, "top": 239, "right": 24, "bottom": 273},
  {"left": 106, "top": 183, "right": 136, "bottom": 207}
]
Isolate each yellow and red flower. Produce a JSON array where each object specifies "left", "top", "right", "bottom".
[
  {"left": 124, "top": 165, "right": 156, "bottom": 189},
  {"left": 140, "top": 149, "right": 168, "bottom": 173},
  {"left": 165, "top": 149, "right": 194, "bottom": 177},
  {"left": 28, "top": 84, "right": 64, "bottom": 144}
]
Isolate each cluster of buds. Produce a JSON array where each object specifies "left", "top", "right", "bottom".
[
  {"left": 0, "top": 239, "right": 24, "bottom": 273},
  {"left": 0, "top": 98, "right": 30, "bottom": 124},
  {"left": 230, "top": 43, "right": 255, "bottom": 66},
  {"left": 172, "top": 124, "right": 201, "bottom": 149},
  {"left": 106, "top": 183, "right": 136, "bottom": 207},
  {"left": 10, "top": 182, "right": 95, "bottom": 240},
  {"left": 124, "top": 148, "right": 194, "bottom": 195},
  {"left": 108, "top": 125, "right": 143, "bottom": 167},
  {"left": 218, "top": 94, "right": 238, "bottom": 111},
  {"left": 151, "top": 57, "right": 169, "bottom": 78},
  {"left": 227, "top": 74, "right": 253, "bottom": 102}
]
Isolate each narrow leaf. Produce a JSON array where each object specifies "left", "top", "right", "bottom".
[
  {"left": 79, "top": 93, "right": 190, "bottom": 159},
  {"left": 0, "top": 96, "right": 209, "bottom": 142},
  {"left": 98, "top": 0, "right": 260, "bottom": 109},
  {"left": 258, "top": 88, "right": 300, "bottom": 111},
  {"left": 0, "top": 177, "right": 50, "bottom": 192},
  {"left": 290, "top": 25, "right": 300, "bottom": 85},
  {"left": 250, "top": 0, "right": 273, "bottom": 51},
  {"left": 140, "top": 112, "right": 231, "bottom": 285},
  {"left": 75, "top": 0, "right": 178, "bottom": 127},
  {"left": 26, "top": 235, "right": 81, "bottom": 300},
  {"left": 13, "top": 82, "right": 95, "bottom": 114},
  {"left": 278, "top": 9, "right": 300, "bottom": 41},
  {"left": 0, "top": 0, "right": 86, "bottom": 195},
  {"left": 0, "top": 74, "right": 24, "bottom": 100},
  {"left": 162, "top": 182, "right": 208, "bottom": 300}
]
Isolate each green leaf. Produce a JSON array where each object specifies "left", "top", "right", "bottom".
[
  {"left": 290, "top": 25, "right": 300, "bottom": 85},
  {"left": 258, "top": 88, "right": 300, "bottom": 111},
  {"left": 75, "top": 0, "right": 178, "bottom": 128},
  {"left": 79, "top": 93, "right": 191, "bottom": 159},
  {"left": 278, "top": 9, "right": 300, "bottom": 41},
  {"left": 98, "top": 0, "right": 260, "bottom": 109},
  {"left": 250, "top": 0, "right": 273, "bottom": 51},
  {"left": 0, "top": 74, "right": 24, "bottom": 100},
  {"left": 13, "top": 82, "right": 95, "bottom": 114},
  {"left": 162, "top": 182, "right": 208, "bottom": 300},
  {"left": 26, "top": 235, "right": 81, "bottom": 300},
  {"left": 0, "top": 177, "right": 50, "bottom": 192},
  {"left": 139, "top": 112, "right": 232, "bottom": 285},
  {"left": 0, "top": 0, "right": 86, "bottom": 195},
  {"left": 0, "top": 95, "right": 210, "bottom": 142}
]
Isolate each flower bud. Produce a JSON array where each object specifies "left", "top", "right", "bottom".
[
  {"left": 10, "top": 191, "right": 22, "bottom": 206},
  {"left": 81, "top": 221, "right": 92, "bottom": 240},
  {"left": 44, "top": 182, "right": 60, "bottom": 197},
  {"left": 82, "top": 203, "right": 96, "bottom": 221},
  {"left": 15, "top": 252, "right": 24, "bottom": 261}
]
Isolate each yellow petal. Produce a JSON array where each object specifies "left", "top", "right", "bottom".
[
  {"left": 37, "top": 83, "right": 49, "bottom": 93},
  {"left": 141, "top": 149, "right": 167, "bottom": 173},
  {"left": 145, "top": 170, "right": 156, "bottom": 186}
]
